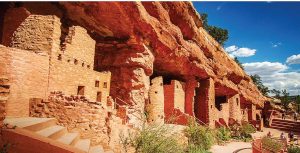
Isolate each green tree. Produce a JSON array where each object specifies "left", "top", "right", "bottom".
[
  {"left": 281, "top": 89, "right": 290, "bottom": 111},
  {"left": 250, "top": 74, "right": 269, "bottom": 96},
  {"left": 234, "top": 57, "right": 244, "bottom": 70},
  {"left": 201, "top": 13, "right": 229, "bottom": 46},
  {"left": 270, "top": 89, "right": 281, "bottom": 99}
]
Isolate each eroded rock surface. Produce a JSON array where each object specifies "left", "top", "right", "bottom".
[{"left": 60, "top": 2, "right": 267, "bottom": 108}]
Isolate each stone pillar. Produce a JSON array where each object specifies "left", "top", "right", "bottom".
[
  {"left": 147, "top": 76, "right": 164, "bottom": 124},
  {"left": 228, "top": 94, "right": 242, "bottom": 124},
  {"left": 110, "top": 67, "right": 150, "bottom": 128},
  {"left": 104, "top": 43, "right": 154, "bottom": 128},
  {"left": 250, "top": 104, "right": 257, "bottom": 121},
  {"left": 195, "top": 78, "right": 215, "bottom": 128},
  {"left": 184, "top": 76, "right": 198, "bottom": 116}
]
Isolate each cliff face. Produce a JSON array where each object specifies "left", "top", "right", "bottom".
[{"left": 59, "top": 2, "right": 266, "bottom": 107}]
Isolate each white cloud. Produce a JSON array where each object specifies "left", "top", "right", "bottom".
[
  {"left": 286, "top": 54, "right": 300, "bottom": 64},
  {"left": 271, "top": 42, "right": 282, "bottom": 48},
  {"left": 225, "top": 45, "right": 256, "bottom": 57},
  {"left": 243, "top": 61, "right": 300, "bottom": 95},
  {"left": 225, "top": 45, "right": 238, "bottom": 53}
]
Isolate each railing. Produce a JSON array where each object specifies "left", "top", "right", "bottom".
[
  {"left": 113, "top": 97, "right": 144, "bottom": 122},
  {"left": 268, "top": 110, "right": 275, "bottom": 127},
  {"left": 114, "top": 96, "right": 208, "bottom": 127}
]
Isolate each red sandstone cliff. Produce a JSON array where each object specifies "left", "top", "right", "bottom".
[{"left": 59, "top": 2, "right": 267, "bottom": 107}]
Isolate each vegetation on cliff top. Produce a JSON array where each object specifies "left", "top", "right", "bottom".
[{"left": 201, "top": 13, "right": 229, "bottom": 46}]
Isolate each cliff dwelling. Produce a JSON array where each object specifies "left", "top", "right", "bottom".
[{"left": 0, "top": 2, "right": 269, "bottom": 153}]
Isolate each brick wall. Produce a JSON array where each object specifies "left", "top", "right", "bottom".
[
  {"left": 0, "top": 45, "right": 49, "bottom": 117},
  {"left": 147, "top": 76, "right": 164, "bottom": 124}
]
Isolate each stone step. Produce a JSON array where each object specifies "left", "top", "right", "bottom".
[
  {"left": 89, "top": 145, "right": 104, "bottom": 153},
  {"left": 272, "top": 119, "right": 300, "bottom": 124},
  {"left": 270, "top": 126, "right": 300, "bottom": 132},
  {"left": 4, "top": 117, "right": 57, "bottom": 131},
  {"left": 36, "top": 125, "right": 67, "bottom": 139},
  {"left": 57, "top": 132, "right": 80, "bottom": 145},
  {"left": 74, "top": 139, "right": 90, "bottom": 152},
  {"left": 271, "top": 120, "right": 300, "bottom": 125},
  {"left": 271, "top": 122, "right": 300, "bottom": 129}
]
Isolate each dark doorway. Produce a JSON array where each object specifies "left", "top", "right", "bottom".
[
  {"left": 215, "top": 96, "right": 227, "bottom": 111},
  {"left": 97, "top": 91, "right": 102, "bottom": 102},
  {"left": 77, "top": 86, "right": 85, "bottom": 95}
]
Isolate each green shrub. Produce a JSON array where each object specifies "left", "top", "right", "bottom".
[
  {"left": 261, "top": 137, "right": 283, "bottom": 153},
  {"left": 288, "top": 146, "right": 300, "bottom": 153},
  {"left": 215, "top": 127, "right": 231, "bottom": 143},
  {"left": 120, "top": 124, "right": 184, "bottom": 153},
  {"left": 186, "top": 144, "right": 212, "bottom": 153},
  {"left": 240, "top": 123, "right": 256, "bottom": 137},
  {"left": 185, "top": 121, "right": 215, "bottom": 150},
  {"left": 230, "top": 122, "right": 255, "bottom": 141}
]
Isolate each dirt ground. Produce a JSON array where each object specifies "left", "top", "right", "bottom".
[{"left": 210, "top": 127, "right": 300, "bottom": 153}]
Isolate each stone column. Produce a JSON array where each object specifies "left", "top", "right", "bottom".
[
  {"left": 184, "top": 76, "right": 198, "bottom": 116},
  {"left": 194, "top": 78, "right": 215, "bottom": 128},
  {"left": 146, "top": 76, "right": 164, "bottom": 124},
  {"left": 102, "top": 42, "right": 154, "bottom": 128},
  {"left": 228, "top": 94, "right": 242, "bottom": 124},
  {"left": 250, "top": 104, "right": 257, "bottom": 121}
]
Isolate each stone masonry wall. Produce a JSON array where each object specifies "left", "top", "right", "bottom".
[
  {"left": 218, "top": 103, "right": 230, "bottom": 126},
  {"left": 147, "top": 76, "right": 164, "bottom": 124},
  {"left": 1, "top": 11, "right": 112, "bottom": 116},
  {"left": 61, "top": 26, "right": 95, "bottom": 68},
  {"left": 195, "top": 78, "right": 216, "bottom": 127},
  {"left": 184, "top": 77, "right": 198, "bottom": 116},
  {"left": 228, "top": 94, "right": 243, "bottom": 124},
  {"left": 9, "top": 15, "right": 61, "bottom": 55},
  {"left": 47, "top": 25, "right": 111, "bottom": 103},
  {"left": 0, "top": 45, "right": 49, "bottom": 117},
  {"left": 173, "top": 80, "right": 185, "bottom": 113},
  {"left": 164, "top": 82, "right": 175, "bottom": 123},
  {"left": 0, "top": 77, "right": 9, "bottom": 127},
  {"left": 30, "top": 92, "right": 131, "bottom": 152},
  {"left": 2, "top": 7, "right": 30, "bottom": 46}
]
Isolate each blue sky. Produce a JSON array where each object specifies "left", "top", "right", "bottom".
[{"left": 193, "top": 2, "right": 300, "bottom": 95}]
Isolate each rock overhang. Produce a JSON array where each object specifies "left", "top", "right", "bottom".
[{"left": 59, "top": 2, "right": 267, "bottom": 106}]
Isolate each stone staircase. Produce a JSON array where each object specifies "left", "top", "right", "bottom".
[
  {"left": 4, "top": 117, "right": 114, "bottom": 153},
  {"left": 270, "top": 118, "right": 300, "bottom": 132}
]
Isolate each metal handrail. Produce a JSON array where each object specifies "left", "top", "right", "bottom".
[
  {"left": 113, "top": 97, "right": 144, "bottom": 121},
  {"left": 167, "top": 109, "right": 209, "bottom": 127},
  {"left": 114, "top": 96, "right": 208, "bottom": 126}
]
